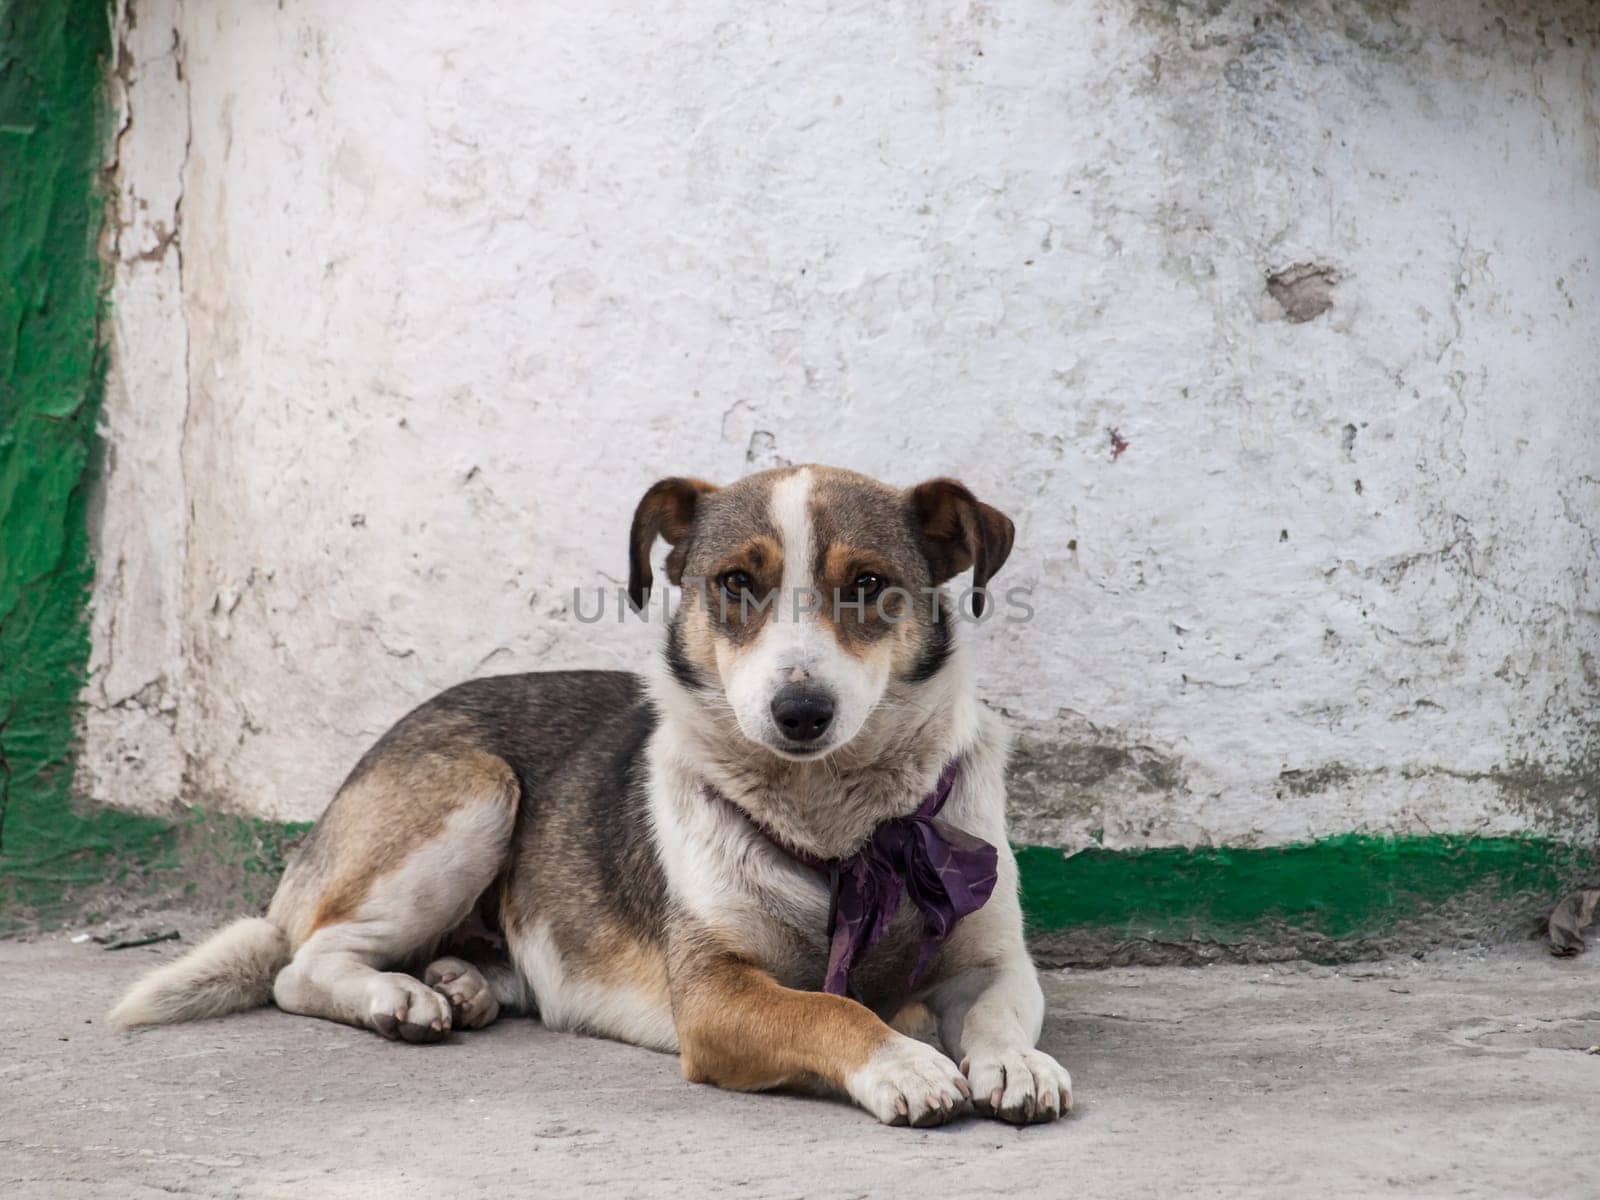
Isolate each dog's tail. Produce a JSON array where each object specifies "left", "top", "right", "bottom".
[{"left": 108, "top": 917, "right": 291, "bottom": 1029}]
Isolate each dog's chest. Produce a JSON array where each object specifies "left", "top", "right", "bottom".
[
  {"left": 657, "top": 751, "right": 1004, "bottom": 1011},
  {"left": 754, "top": 864, "right": 934, "bottom": 1011}
]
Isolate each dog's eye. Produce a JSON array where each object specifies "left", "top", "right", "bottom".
[
  {"left": 719, "top": 570, "right": 754, "bottom": 599},
  {"left": 852, "top": 572, "right": 886, "bottom": 602}
]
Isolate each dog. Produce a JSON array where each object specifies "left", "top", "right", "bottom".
[{"left": 110, "top": 465, "right": 1072, "bottom": 1127}]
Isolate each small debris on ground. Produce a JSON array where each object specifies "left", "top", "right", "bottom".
[{"left": 101, "top": 929, "right": 182, "bottom": 951}]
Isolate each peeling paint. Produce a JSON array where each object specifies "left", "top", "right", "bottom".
[
  {"left": 1277, "top": 763, "right": 1360, "bottom": 797},
  {"left": 1006, "top": 708, "right": 1187, "bottom": 850},
  {"left": 1266, "top": 262, "right": 1342, "bottom": 323},
  {"left": 82, "top": 0, "right": 192, "bottom": 811}
]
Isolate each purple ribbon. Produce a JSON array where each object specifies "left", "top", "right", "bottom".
[{"left": 789, "top": 760, "right": 998, "bottom": 995}]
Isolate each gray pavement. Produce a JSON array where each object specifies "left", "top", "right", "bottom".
[{"left": 3, "top": 915, "right": 1598, "bottom": 1198}]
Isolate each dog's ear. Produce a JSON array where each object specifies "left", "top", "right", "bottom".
[
  {"left": 909, "top": 478, "right": 1015, "bottom": 617},
  {"left": 628, "top": 477, "right": 719, "bottom": 610}
]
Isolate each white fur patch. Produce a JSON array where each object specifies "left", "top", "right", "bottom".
[
  {"left": 845, "top": 1034, "right": 970, "bottom": 1126},
  {"left": 962, "top": 1044, "right": 1073, "bottom": 1122},
  {"left": 645, "top": 726, "right": 832, "bottom": 965},
  {"left": 509, "top": 920, "right": 679, "bottom": 1052},
  {"left": 333, "top": 800, "right": 514, "bottom": 960},
  {"left": 272, "top": 800, "right": 514, "bottom": 1030},
  {"left": 771, "top": 468, "right": 814, "bottom": 592}
]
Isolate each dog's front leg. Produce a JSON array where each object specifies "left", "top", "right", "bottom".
[
  {"left": 670, "top": 941, "right": 970, "bottom": 1126},
  {"left": 928, "top": 957, "right": 1073, "bottom": 1125}
]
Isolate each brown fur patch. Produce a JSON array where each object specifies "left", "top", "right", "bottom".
[
  {"left": 573, "top": 918, "right": 673, "bottom": 1002},
  {"left": 819, "top": 542, "right": 896, "bottom": 583},
  {"left": 284, "top": 747, "right": 518, "bottom": 943},
  {"left": 704, "top": 533, "right": 784, "bottom": 646},
  {"left": 671, "top": 928, "right": 893, "bottom": 1091},
  {"left": 807, "top": 470, "right": 931, "bottom": 661},
  {"left": 668, "top": 468, "right": 793, "bottom": 670},
  {"left": 816, "top": 540, "right": 906, "bottom": 657},
  {"left": 674, "top": 603, "right": 723, "bottom": 683},
  {"left": 908, "top": 478, "right": 1015, "bottom": 615},
  {"left": 628, "top": 477, "right": 720, "bottom": 608}
]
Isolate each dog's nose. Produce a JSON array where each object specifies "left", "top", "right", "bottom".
[{"left": 770, "top": 684, "right": 835, "bottom": 743}]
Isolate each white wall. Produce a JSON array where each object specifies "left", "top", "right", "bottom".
[{"left": 89, "top": 0, "right": 1600, "bottom": 851}]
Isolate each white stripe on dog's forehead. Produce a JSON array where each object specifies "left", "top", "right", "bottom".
[{"left": 769, "top": 468, "right": 814, "bottom": 600}]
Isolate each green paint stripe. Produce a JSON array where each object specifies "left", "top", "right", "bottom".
[
  {"left": 1015, "top": 834, "right": 1591, "bottom": 942},
  {"left": 0, "top": 806, "right": 312, "bottom": 935},
  {"left": 4, "top": 775, "right": 1590, "bottom": 949},
  {"left": 0, "top": 1, "right": 116, "bottom": 921}
]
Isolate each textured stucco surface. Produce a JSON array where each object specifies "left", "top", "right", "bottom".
[
  {"left": 85, "top": 0, "right": 192, "bottom": 816},
  {"left": 90, "top": 0, "right": 1600, "bottom": 853}
]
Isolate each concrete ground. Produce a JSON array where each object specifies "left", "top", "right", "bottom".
[{"left": 4, "top": 916, "right": 1598, "bottom": 1199}]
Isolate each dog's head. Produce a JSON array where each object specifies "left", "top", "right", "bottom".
[{"left": 629, "top": 465, "right": 1013, "bottom": 760}]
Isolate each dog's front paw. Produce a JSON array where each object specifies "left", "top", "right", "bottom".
[
  {"left": 962, "top": 1046, "right": 1072, "bottom": 1125},
  {"left": 847, "top": 1035, "right": 972, "bottom": 1127}
]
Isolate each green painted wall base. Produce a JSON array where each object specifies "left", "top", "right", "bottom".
[
  {"left": 1017, "top": 834, "right": 1586, "bottom": 939},
  {"left": 0, "top": 805, "right": 310, "bottom": 936},
  {"left": 1018, "top": 834, "right": 1594, "bottom": 964},
  {"left": 4, "top": 798, "right": 1592, "bottom": 961},
  {"left": 0, "top": 3, "right": 115, "bottom": 926}
]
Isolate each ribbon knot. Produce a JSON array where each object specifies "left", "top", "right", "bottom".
[{"left": 795, "top": 760, "right": 998, "bottom": 995}]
